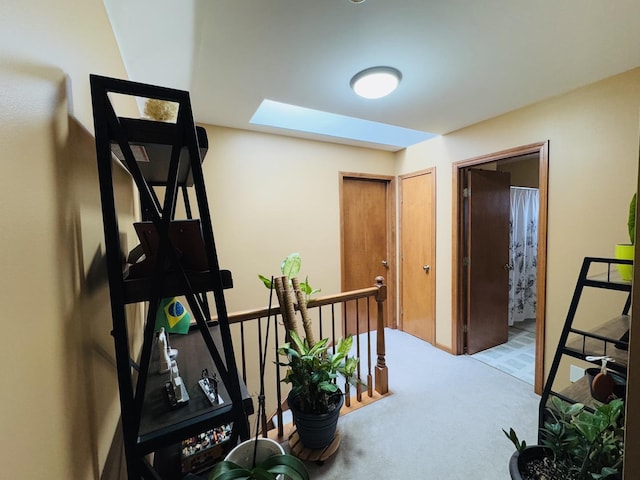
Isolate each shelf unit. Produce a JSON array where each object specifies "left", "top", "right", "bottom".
[
  {"left": 90, "top": 75, "right": 251, "bottom": 479},
  {"left": 539, "top": 256, "right": 632, "bottom": 433}
]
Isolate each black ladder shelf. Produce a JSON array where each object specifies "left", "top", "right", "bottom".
[
  {"left": 539, "top": 256, "right": 632, "bottom": 437},
  {"left": 90, "top": 75, "right": 251, "bottom": 479}
]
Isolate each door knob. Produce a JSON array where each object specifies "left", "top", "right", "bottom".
[
  {"left": 381, "top": 260, "right": 389, "bottom": 268},
  {"left": 423, "top": 265, "right": 430, "bottom": 272}
]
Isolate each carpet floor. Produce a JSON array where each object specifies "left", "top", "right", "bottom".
[{"left": 290, "top": 328, "right": 540, "bottom": 480}]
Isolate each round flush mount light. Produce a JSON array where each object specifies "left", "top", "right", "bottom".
[{"left": 350, "top": 66, "right": 402, "bottom": 99}]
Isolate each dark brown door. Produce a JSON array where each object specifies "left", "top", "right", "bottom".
[
  {"left": 465, "top": 169, "right": 511, "bottom": 354},
  {"left": 400, "top": 170, "right": 436, "bottom": 344},
  {"left": 341, "top": 175, "right": 394, "bottom": 335}
]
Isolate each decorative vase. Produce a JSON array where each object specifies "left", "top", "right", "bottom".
[
  {"left": 585, "top": 367, "right": 626, "bottom": 403},
  {"left": 614, "top": 243, "right": 634, "bottom": 281},
  {"left": 224, "top": 437, "right": 285, "bottom": 479},
  {"left": 288, "top": 392, "right": 344, "bottom": 449}
]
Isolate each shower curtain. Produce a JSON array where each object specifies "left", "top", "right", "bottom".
[{"left": 509, "top": 187, "right": 539, "bottom": 326}]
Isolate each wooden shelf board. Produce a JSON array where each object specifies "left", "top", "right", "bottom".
[
  {"left": 110, "top": 117, "right": 208, "bottom": 187},
  {"left": 123, "top": 269, "right": 233, "bottom": 304},
  {"left": 565, "top": 315, "right": 630, "bottom": 368},
  {"left": 137, "top": 325, "right": 254, "bottom": 454}
]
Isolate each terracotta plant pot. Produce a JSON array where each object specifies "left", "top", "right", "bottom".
[{"left": 585, "top": 367, "right": 626, "bottom": 403}]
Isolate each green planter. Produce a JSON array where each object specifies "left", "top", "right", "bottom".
[{"left": 614, "top": 243, "right": 634, "bottom": 281}]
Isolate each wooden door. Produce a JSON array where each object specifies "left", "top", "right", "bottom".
[
  {"left": 400, "top": 170, "right": 436, "bottom": 344},
  {"left": 340, "top": 174, "right": 395, "bottom": 335},
  {"left": 465, "top": 169, "right": 511, "bottom": 354}
]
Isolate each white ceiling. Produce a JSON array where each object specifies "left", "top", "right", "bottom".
[{"left": 105, "top": 0, "right": 640, "bottom": 151}]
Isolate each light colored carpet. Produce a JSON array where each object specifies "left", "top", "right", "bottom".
[{"left": 287, "top": 328, "right": 540, "bottom": 480}]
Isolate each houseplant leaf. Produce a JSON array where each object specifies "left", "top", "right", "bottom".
[
  {"left": 258, "top": 274, "right": 272, "bottom": 289},
  {"left": 281, "top": 252, "right": 302, "bottom": 279},
  {"left": 209, "top": 460, "right": 253, "bottom": 480},
  {"left": 628, "top": 193, "right": 636, "bottom": 244},
  {"left": 261, "top": 454, "right": 310, "bottom": 480}
]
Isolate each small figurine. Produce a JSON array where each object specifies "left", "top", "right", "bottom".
[
  {"left": 171, "top": 363, "right": 185, "bottom": 402},
  {"left": 199, "top": 369, "right": 221, "bottom": 405},
  {"left": 158, "top": 328, "right": 172, "bottom": 373},
  {"left": 211, "top": 372, "right": 219, "bottom": 402},
  {"left": 167, "top": 353, "right": 190, "bottom": 406}
]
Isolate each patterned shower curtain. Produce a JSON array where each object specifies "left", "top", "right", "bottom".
[{"left": 509, "top": 187, "right": 539, "bottom": 326}]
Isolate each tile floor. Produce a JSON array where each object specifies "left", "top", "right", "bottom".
[{"left": 470, "top": 318, "right": 536, "bottom": 384}]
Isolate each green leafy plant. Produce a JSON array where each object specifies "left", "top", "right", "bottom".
[
  {"left": 209, "top": 452, "right": 309, "bottom": 480},
  {"left": 628, "top": 193, "right": 636, "bottom": 245},
  {"left": 277, "top": 330, "right": 360, "bottom": 414},
  {"left": 259, "top": 252, "right": 320, "bottom": 304},
  {"left": 504, "top": 397, "right": 624, "bottom": 480},
  {"left": 260, "top": 252, "right": 362, "bottom": 415},
  {"left": 503, "top": 427, "right": 527, "bottom": 453}
]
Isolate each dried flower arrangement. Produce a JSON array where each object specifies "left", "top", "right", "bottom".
[{"left": 144, "top": 98, "right": 179, "bottom": 122}]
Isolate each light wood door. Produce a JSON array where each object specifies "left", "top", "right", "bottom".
[
  {"left": 465, "top": 169, "right": 511, "bottom": 354},
  {"left": 400, "top": 170, "right": 436, "bottom": 344},
  {"left": 340, "top": 174, "right": 395, "bottom": 335}
]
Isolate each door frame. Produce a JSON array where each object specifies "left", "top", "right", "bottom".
[
  {"left": 451, "top": 141, "right": 549, "bottom": 394},
  {"left": 339, "top": 172, "right": 397, "bottom": 328},
  {"left": 398, "top": 167, "right": 436, "bottom": 342}
]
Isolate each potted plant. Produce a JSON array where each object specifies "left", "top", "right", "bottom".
[
  {"left": 615, "top": 193, "right": 636, "bottom": 281},
  {"left": 208, "top": 437, "right": 309, "bottom": 480},
  {"left": 277, "top": 331, "right": 359, "bottom": 449},
  {"left": 260, "top": 252, "right": 362, "bottom": 450},
  {"left": 206, "top": 254, "right": 311, "bottom": 480},
  {"left": 504, "top": 397, "right": 624, "bottom": 480}
]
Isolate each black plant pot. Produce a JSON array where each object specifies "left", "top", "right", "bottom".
[
  {"left": 509, "top": 445, "right": 552, "bottom": 480},
  {"left": 289, "top": 392, "right": 344, "bottom": 449}
]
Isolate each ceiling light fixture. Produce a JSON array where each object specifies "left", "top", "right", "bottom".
[{"left": 350, "top": 66, "right": 402, "bottom": 99}]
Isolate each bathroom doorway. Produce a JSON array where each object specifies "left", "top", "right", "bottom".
[{"left": 452, "top": 142, "right": 549, "bottom": 393}]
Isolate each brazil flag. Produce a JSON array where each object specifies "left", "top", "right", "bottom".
[{"left": 155, "top": 297, "right": 191, "bottom": 334}]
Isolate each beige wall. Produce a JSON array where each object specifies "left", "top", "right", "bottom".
[
  {"left": 3, "top": 0, "right": 640, "bottom": 476},
  {"left": 1, "top": 1, "right": 138, "bottom": 478},
  {"left": 500, "top": 157, "right": 540, "bottom": 187},
  {"left": 395, "top": 70, "right": 640, "bottom": 474},
  {"left": 199, "top": 125, "right": 396, "bottom": 314},
  {"left": 397, "top": 68, "right": 640, "bottom": 362},
  {"left": 185, "top": 126, "right": 396, "bottom": 423}
]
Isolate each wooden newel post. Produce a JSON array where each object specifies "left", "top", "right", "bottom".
[{"left": 374, "top": 276, "right": 389, "bottom": 395}]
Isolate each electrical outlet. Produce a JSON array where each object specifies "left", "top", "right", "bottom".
[{"left": 570, "top": 365, "right": 585, "bottom": 382}]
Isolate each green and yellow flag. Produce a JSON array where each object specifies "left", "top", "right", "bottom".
[{"left": 155, "top": 297, "right": 191, "bottom": 334}]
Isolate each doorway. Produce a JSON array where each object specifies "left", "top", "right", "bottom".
[
  {"left": 339, "top": 173, "right": 396, "bottom": 334},
  {"left": 464, "top": 168, "right": 511, "bottom": 354},
  {"left": 399, "top": 168, "right": 436, "bottom": 344},
  {"left": 452, "top": 142, "right": 549, "bottom": 394}
]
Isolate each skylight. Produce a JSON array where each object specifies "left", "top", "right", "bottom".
[{"left": 250, "top": 100, "right": 436, "bottom": 149}]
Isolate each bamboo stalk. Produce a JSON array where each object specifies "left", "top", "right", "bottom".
[
  {"left": 292, "top": 277, "right": 315, "bottom": 347},
  {"left": 275, "top": 275, "right": 299, "bottom": 350}
]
